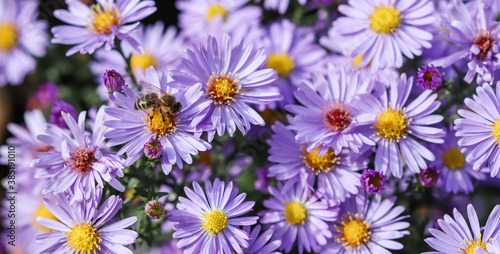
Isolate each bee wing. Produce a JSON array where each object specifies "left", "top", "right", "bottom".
[{"left": 138, "top": 81, "right": 167, "bottom": 96}]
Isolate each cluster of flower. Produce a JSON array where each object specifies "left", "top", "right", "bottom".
[{"left": 4, "top": 0, "right": 500, "bottom": 253}]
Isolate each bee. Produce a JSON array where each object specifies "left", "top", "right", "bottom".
[{"left": 134, "top": 81, "right": 182, "bottom": 121}]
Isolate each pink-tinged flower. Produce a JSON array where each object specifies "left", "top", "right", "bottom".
[
  {"left": 49, "top": 100, "right": 78, "bottom": 129},
  {"left": 360, "top": 169, "right": 386, "bottom": 194},
  {"left": 332, "top": 0, "right": 434, "bottom": 70},
  {"left": 454, "top": 83, "right": 500, "bottom": 177},
  {"left": 51, "top": 0, "right": 156, "bottom": 56},
  {"left": 104, "top": 67, "right": 211, "bottom": 175},
  {"left": 261, "top": 19, "right": 326, "bottom": 108},
  {"left": 146, "top": 199, "right": 165, "bottom": 220},
  {"left": 0, "top": 0, "right": 48, "bottom": 86},
  {"left": 32, "top": 107, "right": 125, "bottom": 204},
  {"left": 424, "top": 204, "right": 500, "bottom": 254},
  {"left": 286, "top": 64, "right": 375, "bottom": 155},
  {"left": 320, "top": 194, "right": 410, "bottom": 253},
  {"left": 418, "top": 166, "right": 439, "bottom": 187},
  {"left": 259, "top": 181, "right": 338, "bottom": 254},
  {"left": 103, "top": 69, "right": 125, "bottom": 92},
  {"left": 170, "top": 33, "right": 280, "bottom": 141},
  {"left": 417, "top": 65, "right": 442, "bottom": 90},
  {"left": 169, "top": 178, "right": 259, "bottom": 254},
  {"left": 352, "top": 73, "right": 445, "bottom": 178},
  {"left": 431, "top": 0, "right": 500, "bottom": 84},
  {"left": 36, "top": 186, "right": 138, "bottom": 254},
  {"left": 36, "top": 82, "right": 59, "bottom": 108},
  {"left": 176, "top": 0, "right": 262, "bottom": 42}
]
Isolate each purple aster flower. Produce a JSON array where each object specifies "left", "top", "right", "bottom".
[
  {"left": 417, "top": 65, "right": 442, "bottom": 90},
  {"left": 360, "top": 169, "right": 386, "bottom": 194},
  {"left": 431, "top": 0, "right": 500, "bottom": 84},
  {"left": 170, "top": 33, "right": 280, "bottom": 141},
  {"left": 428, "top": 127, "right": 486, "bottom": 193},
  {"left": 267, "top": 121, "right": 370, "bottom": 203},
  {"left": 256, "top": 0, "right": 306, "bottom": 14},
  {"left": 259, "top": 180, "right": 338, "bottom": 254},
  {"left": 0, "top": 0, "right": 48, "bottom": 86},
  {"left": 351, "top": 73, "right": 445, "bottom": 178},
  {"left": 49, "top": 100, "right": 78, "bottom": 129},
  {"left": 287, "top": 64, "right": 375, "bottom": 155},
  {"left": 332, "top": 0, "right": 434, "bottom": 70},
  {"left": 144, "top": 139, "right": 163, "bottom": 159},
  {"left": 32, "top": 107, "right": 125, "bottom": 203},
  {"left": 454, "top": 83, "right": 500, "bottom": 177},
  {"left": 145, "top": 199, "right": 165, "bottom": 220},
  {"left": 36, "top": 82, "right": 59, "bottom": 108},
  {"left": 104, "top": 66, "right": 211, "bottom": 175},
  {"left": 424, "top": 204, "right": 500, "bottom": 254},
  {"left": 103, "top": 69, "right": 125, "bottom": 92},
  {"left": 418, "top": 166, "right": 439, "bottom": 187},
  {"left": 176, "top": 0, "right": 262, "bottom": 42},
  {"left": 36, "top": 186, "right": 138, "bottom": 254},
  {"left": 169, "top": 178, "right": 259, "bottom": 253},
  {"left": 320, "top": 194, "right": 409, "bottom": 253},
  {"left": 51, "top": 0, "right": 157, "bottom": 56},
  {"left": 241, "top": 225, "right": 281, "bottom": 254},
  {"left": 261, "top": 19, "right": 326, "bottom": 108}
]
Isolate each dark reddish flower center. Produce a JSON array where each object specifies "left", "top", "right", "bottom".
[
  {"left": 423, "top": 71, "right": 437, "bottom": 82},
  {"left": 474, "top": 31, "right": 496, "bottom": 60},
  {"left": 322, "top": 102, "right": 352, "bottom": 132},
  {"left": 68, "top": 148, "right": 97, "bottom": 175}
]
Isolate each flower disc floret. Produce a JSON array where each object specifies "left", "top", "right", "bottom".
[
  {"left": 206, "top": 4, "right": 227, "bottom": 21},
  {"left": 322, "top": 102, "right": 352, "bottom": 132},
  {"left": 201, "top": 210, "right": 228, "bottom": 235},
  {"left": 301, "top": 146, "right": 339, "bottom": 174},
  {"left": 369, "top": 4, "right": 402, "bottom": 34},
  {"left": 131, "top": 53, "right": 157, "bottom": 71},
  {"left": 88, "top": 4, "right": 121, "bottom": 35},
  {"left": 64, "top": 221, "right": 102, "bottom": 254},
  {"left": 335, "top": 213, "right": 371, "bottom": 248},
  {"left": 474, "top": 30, "right": 496, "bottom": 60},
  {"left": 266, "top": 53, "right": 295, "bottom": 78},
  {"left": 284, "top": 202, "right": 307, "bottom": 225},
  {"left": 442, "top": 148, "right": 465, "bottom": 170},
  {"left": 68, "top": 148, "right": 97, "bottom": 175},
  {"left": 461, "top": 235, "right": 488, "bottom": 254},
  {"left": 206, "top": 71, "right": 241, "bottom": 105},
  {"left": 0, "top": 23, "right": 18, "bottom": 51},
  {"left": 145, "top": 108, "right": 177, "bottom": 139},
  {"left": 374, "top": 107, "right": 411, "bottom": 142},
  {"left": 491, "top": 118, "right": 500, "bottom": 145}
]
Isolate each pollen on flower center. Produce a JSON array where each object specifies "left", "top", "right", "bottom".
[
  {"left": 68, "top": 148, "right": 97, "bottom": 175},
  {"left": 374, "top": 107, "right": 411, "bottom": 142},
  {"left": 206, "top": 71, "right": 241, "bottom": 105},
  {"left": 201, "top": 210, "right": 228, "bottom": 235},
  {"left": 335, "top": 213, "right": 371, "bottom": 248},
  {"left": 491, "top": 118, "right": 500, "bottom": 145},
  {"left": 266, "top": 53, "right": 295, "bottom": 77},
  {"left": 301, "top": 146, "right": 340, "bottom": 174},
  {"left": 0, "top": 23, "right": 18, "bottom": 52},
  {"left": 284, "top": 202, "right": 307, "bottom": 225},
  {"left": 64, "top": 221, "right": 102, "bottom": 254},
  {"left": 35, "top": 203, "right": 60, "bottom": 232},
  {"left": 474, "top": 30, "right": 496, "bottom": 60},
  {"left": 145, "top": 108, "right": 177, "bottom": 140},
  {"left": 206, "top": 4, "right": 227, "bottom": 21},
  {"left": 442, "top": 148, "right": 465, "bottom": 170},
  {"left": 461, "top": 235, "right": 488, "bottom": 254},
  {"left": 88, "top": 4, "right": 120, "bottom": 35},
  {"left": 131, "top": 53, "right": 157, "bottom": 71},
  {"left": 322, "top": 101, "right": 352, "bottom": 132},
  {"left": 369, "top": 4, "right": 402, "bottom": 34}
]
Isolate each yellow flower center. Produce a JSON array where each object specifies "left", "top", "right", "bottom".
[
  {"left": 64, "top": 221, "right": 102, "bottom": 254},
  {"left": 201, "top": 210, "right": 228, "bottom": 235},
  {"left": 88, "top": 4, "right": 120, "bottom": 34},
  {"left": 145, "top": 107, "right": 177, "bottom": 140},
  {"left": 284, "top": 202, "right": 307, "bottom": 225},
  {"left": 442, "top": 148, "right": 465, "bottom": 170},
  {"left": 206, "top": 71, "right": 241, "bottom": 105},
  {"left": 301, "top": 146, "right": 340, "bottom": 174},
  {"left": 35, "top": 203, "right": 60, "bottom": 232},
  {"left": 374, "top": 107, "right": 411, "bottom": 142},
  {"left": 266, "top": 53, "right": 295, "bottom": 78},
  {"left": 335, "top": 213, "right": 371, "bottom": 248},
  {"left": 206, "top": 4, "right": 227, "bottom": 21},
  {"left": 491, "top": 118, "right": 500, "bottom": 145},
  {"left": 461, "top": 235, "right": 489, "bottom": 254},
  {"left": 131, "top": 53, "right": 157, "bottom": 71},
  {"left": 0, "top": 23, "right": 18, "bottom": 52},
  {"left": 369, "top": 4, "right": 402, "bottom": 34}
]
